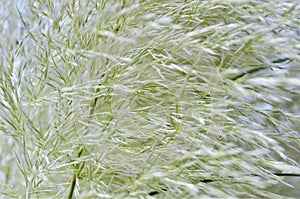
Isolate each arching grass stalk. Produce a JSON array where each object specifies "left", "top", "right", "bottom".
[
  {"left": 67, "top": 146, "right": 85, "bottom": 199},
  {"left": 67, "top": 86, "right": 101, "bottom": 199}
]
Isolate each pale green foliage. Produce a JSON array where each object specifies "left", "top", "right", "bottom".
[{"left": 0, "top": 0, "right": 300, "bottom": 198}]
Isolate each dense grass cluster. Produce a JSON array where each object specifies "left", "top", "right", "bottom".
[{"left": 0, "top": 0, "right": 300, "bottom": 198}]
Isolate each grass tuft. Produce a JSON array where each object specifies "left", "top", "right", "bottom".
[{"left": 0, "top": 0, "right": 300, "bottom": 198}]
